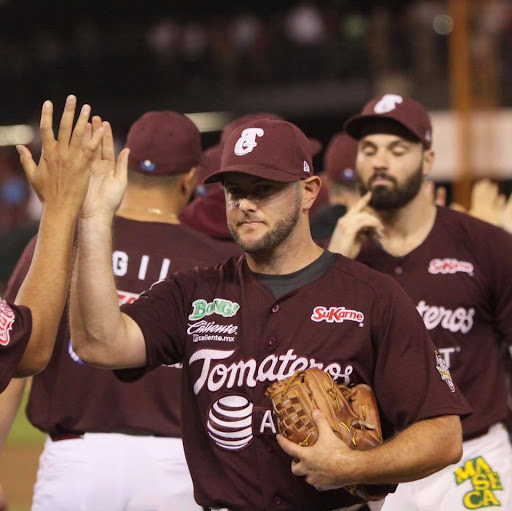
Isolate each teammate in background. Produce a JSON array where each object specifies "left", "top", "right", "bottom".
[
  {"left": 71, "top": 116, "right": 470, "bottom": 511},
  {"left": 329, "top": 93, "right": 512, "bottom": 510},
  {"left": 310, "top": 131, "right": 361, "bottom": 242},
  {"left": 431, "top": 178, "right": 512, "bottom": 233},
  {"left": 0, "top": 95, "right": 105, "bottom": 390},
  {"left": 1, "top": 111, "right": 232, "bottom": 511}
]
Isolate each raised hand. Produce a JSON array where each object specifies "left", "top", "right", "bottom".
[
  {"left": 469, "top": 179, "right": 505, "bottom": 225},
  {"left": 328, "top": 192, "right": 384, "bottom": 259},
  {"left": 80, "top": 115, "right": 130, "bottom": 219},
  {"left": 16, "top": 95, "right": 104, "bottom": 215}
]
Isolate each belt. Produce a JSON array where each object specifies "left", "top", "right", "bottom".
[{"left": 50, "top": 432, "right": 84, "bottom": 442}]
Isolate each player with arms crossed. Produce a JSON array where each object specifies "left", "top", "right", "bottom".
[
  {"left": 329, "top": 93, "right": 512, "bottom": 510},
  {"left": 71, "top": 117, "right": 471, "bottom": 511}
]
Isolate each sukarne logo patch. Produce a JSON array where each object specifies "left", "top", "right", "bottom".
[
  {"left": 311, "top": 306, "right": 364, "bottom": 326},
  {"left": 428, "top": 258, "right": 474, "bottom": 275}
]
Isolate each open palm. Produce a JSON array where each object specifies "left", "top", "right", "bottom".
[{"left": 81, "top": 116, "right": 130, "bottom": 219}]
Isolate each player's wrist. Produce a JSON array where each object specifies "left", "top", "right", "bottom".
[
  {"left": 79, "top": 207, "right": 116, "bottom": 223},
  {"left": 40, "top": 203, "right": 80, "bottom": 223}
]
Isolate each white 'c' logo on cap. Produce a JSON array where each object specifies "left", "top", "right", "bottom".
[
  {"left": 234, "top": 128, "right": 264, "bottom": 156},
  {"left": 374, "top": 94, "right": 404, "bottom": 114}
]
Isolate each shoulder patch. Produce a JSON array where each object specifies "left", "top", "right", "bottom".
[{"left": 0, "top": 300, "right": 16, "bottom": 346}]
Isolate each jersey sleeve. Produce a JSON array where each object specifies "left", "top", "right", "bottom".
[
  {"left": 115, "top": 274, "right": 191, "bottom": 382},
  {"left": 371, "top": 276, "right": 472, "bottom": 431},
  {"left": 0, "top": 300, "right": 32, "bottom": 393}
]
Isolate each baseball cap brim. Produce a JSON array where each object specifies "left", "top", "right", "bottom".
[
  {"left": 204, "top": 164, "right": 302, "bottom": 184},
  {"left": 344, "top": 114, "right": 421, "bottom": 143}
]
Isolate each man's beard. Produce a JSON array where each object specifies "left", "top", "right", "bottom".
[
  {"left": 359, "top": 161, "right": 424, "bottom": 210},
  {"left": 228, "top": 190, "right": 302, "bottom": 255}
]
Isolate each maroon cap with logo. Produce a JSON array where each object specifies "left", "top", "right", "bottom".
[
  {"left": 199, "top": 112, "right": 321, "bottom": 184},
  {"left": 204, "top": 119, "right": 314, "bottom": 183},
  {"left": 126, "top": 111, "right": 201, "bottom": 176},
  {"left": 344, "top": 94, "right": 432, "bottom": 149},
  {"left": 324, "top": 132, "right": 358, "bottom": 184}
]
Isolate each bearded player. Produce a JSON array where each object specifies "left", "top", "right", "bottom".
[
  {"left": 329, "top": 93, "right": 512, "bottom": 510},
  {"left": 68, "top": 115, "right": 471, "bottom": 511}
]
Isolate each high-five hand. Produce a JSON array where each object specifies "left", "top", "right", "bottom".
[
  {"left": 80, "top": 115, "right": 130, "bottom": 219},
  {"left": 16, "top": 95, "right": 104, "bottom": 214}
]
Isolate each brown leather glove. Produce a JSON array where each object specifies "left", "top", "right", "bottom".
[{"left": 266, "top": 368, "right": 391, "bottom": 501}]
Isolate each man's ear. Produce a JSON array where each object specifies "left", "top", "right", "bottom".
[
  {"left": 422, "top": 149, "right": 435, "bottom": 179},
  {"left": 181, "top": 166, "right": 198, "bottom": 198},
  {"left": 302, "top": 176, "right": 322, "bottom": 211}
]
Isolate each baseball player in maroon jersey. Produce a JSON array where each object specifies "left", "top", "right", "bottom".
[
  {"left": 70, "top": 116, "right": 471, "bottom": 511},
  {"left": 0, "top": 95, "right": 105, "bottom": 392},
  {"left": 1, "top": 111, "right": 235, "bottom": 511},
  {"left": 310, "top": 131, "right": 360, "bottom": 243},
  {"left": 329, "top": 93, "right": 512, "bottom": 510}
]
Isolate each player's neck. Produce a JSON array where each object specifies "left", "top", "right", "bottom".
[
  {"left": 117, "top": 189, "right": 184, "bottom": 225},
  {"left": 375, "top": 194, "right": 437, "bottom": 257}
]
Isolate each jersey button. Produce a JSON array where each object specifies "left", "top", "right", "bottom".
[
  {"left": 271, "top": 304, "right": 280, "bottom": 313},
  {"left": 273, "top": 496, "right": 282, "bottom": 505},
  {"left": 266, "top": 444, "right": 274, "bottom": 453},
  {"left": 394, "top": 266, "right": 404, "bottom": 275},
  {"left": 268, "top": 337, "right": 277, "bottom": 347}
]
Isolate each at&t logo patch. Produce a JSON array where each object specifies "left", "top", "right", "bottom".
[
  {"left": 311, "top": 306, "right": 364, "bottom": 326},
  {"left": 207, "top": 395, "right": 253, "bottom": 451}
]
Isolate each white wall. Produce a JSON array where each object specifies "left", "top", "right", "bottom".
[{"left": 430, "top": 109, "right": 512, "bottom": 180}]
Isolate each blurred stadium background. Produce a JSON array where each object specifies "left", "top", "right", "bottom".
[{"left": 1, "top": 0, "right": 511, "bottom": 509}]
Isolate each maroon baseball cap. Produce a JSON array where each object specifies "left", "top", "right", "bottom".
[
  {"left": 204, "top": 119, "right": 314, "bottom": 183},
  {"left": 200, "top": 113, "right": 322, "bottom": 184},
  {"left": 344, "top": 94, "right": 432, "bottom": 149},
  {"left": 324, "top": 132, "right": 358, "bottom": 183},
  {"left": 126, "top": 111, "right": 201, "bottom": 176}
]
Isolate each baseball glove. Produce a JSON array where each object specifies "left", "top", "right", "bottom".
[{"left": 266, "top": 367, "right": 390, "bottom": 501}]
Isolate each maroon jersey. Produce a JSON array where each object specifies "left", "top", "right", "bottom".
[
  {"left": 357, "top": 206, "right": 512, "bottom": 441},
  {"left": 117, "top": 254, "right": 471, "bottom": 510},
  {"left": 0, "top": 299, "right": 31, "bottom": 393},
  {"left": 5, "top": 216, "right": 230, "bottom": 437}
]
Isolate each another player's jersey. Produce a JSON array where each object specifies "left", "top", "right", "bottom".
[
  {"left": 357, "top": 206, "right": 512, "bottom": 440},
  {"left": 0, "top": 299, "right": 31, "bottom": 393},
  {"left": 117, "top": 254, "right": 471, "bottom": 510},
  {"left": 5, "top": 216, "right": 231, "bottom": 437}
]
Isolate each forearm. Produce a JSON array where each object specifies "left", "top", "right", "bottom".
[
  {"left": 348, "top": 415, "right": 463, "bottom": 485},
  {"left": 14, "top": 207, "right": 77, "bottom": 375},
  {"left": 70, "top": 214, "right": 131, "bottom": 367},
  {"left": 0, "top": 378, "right": 27, "bottom": 455}
]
